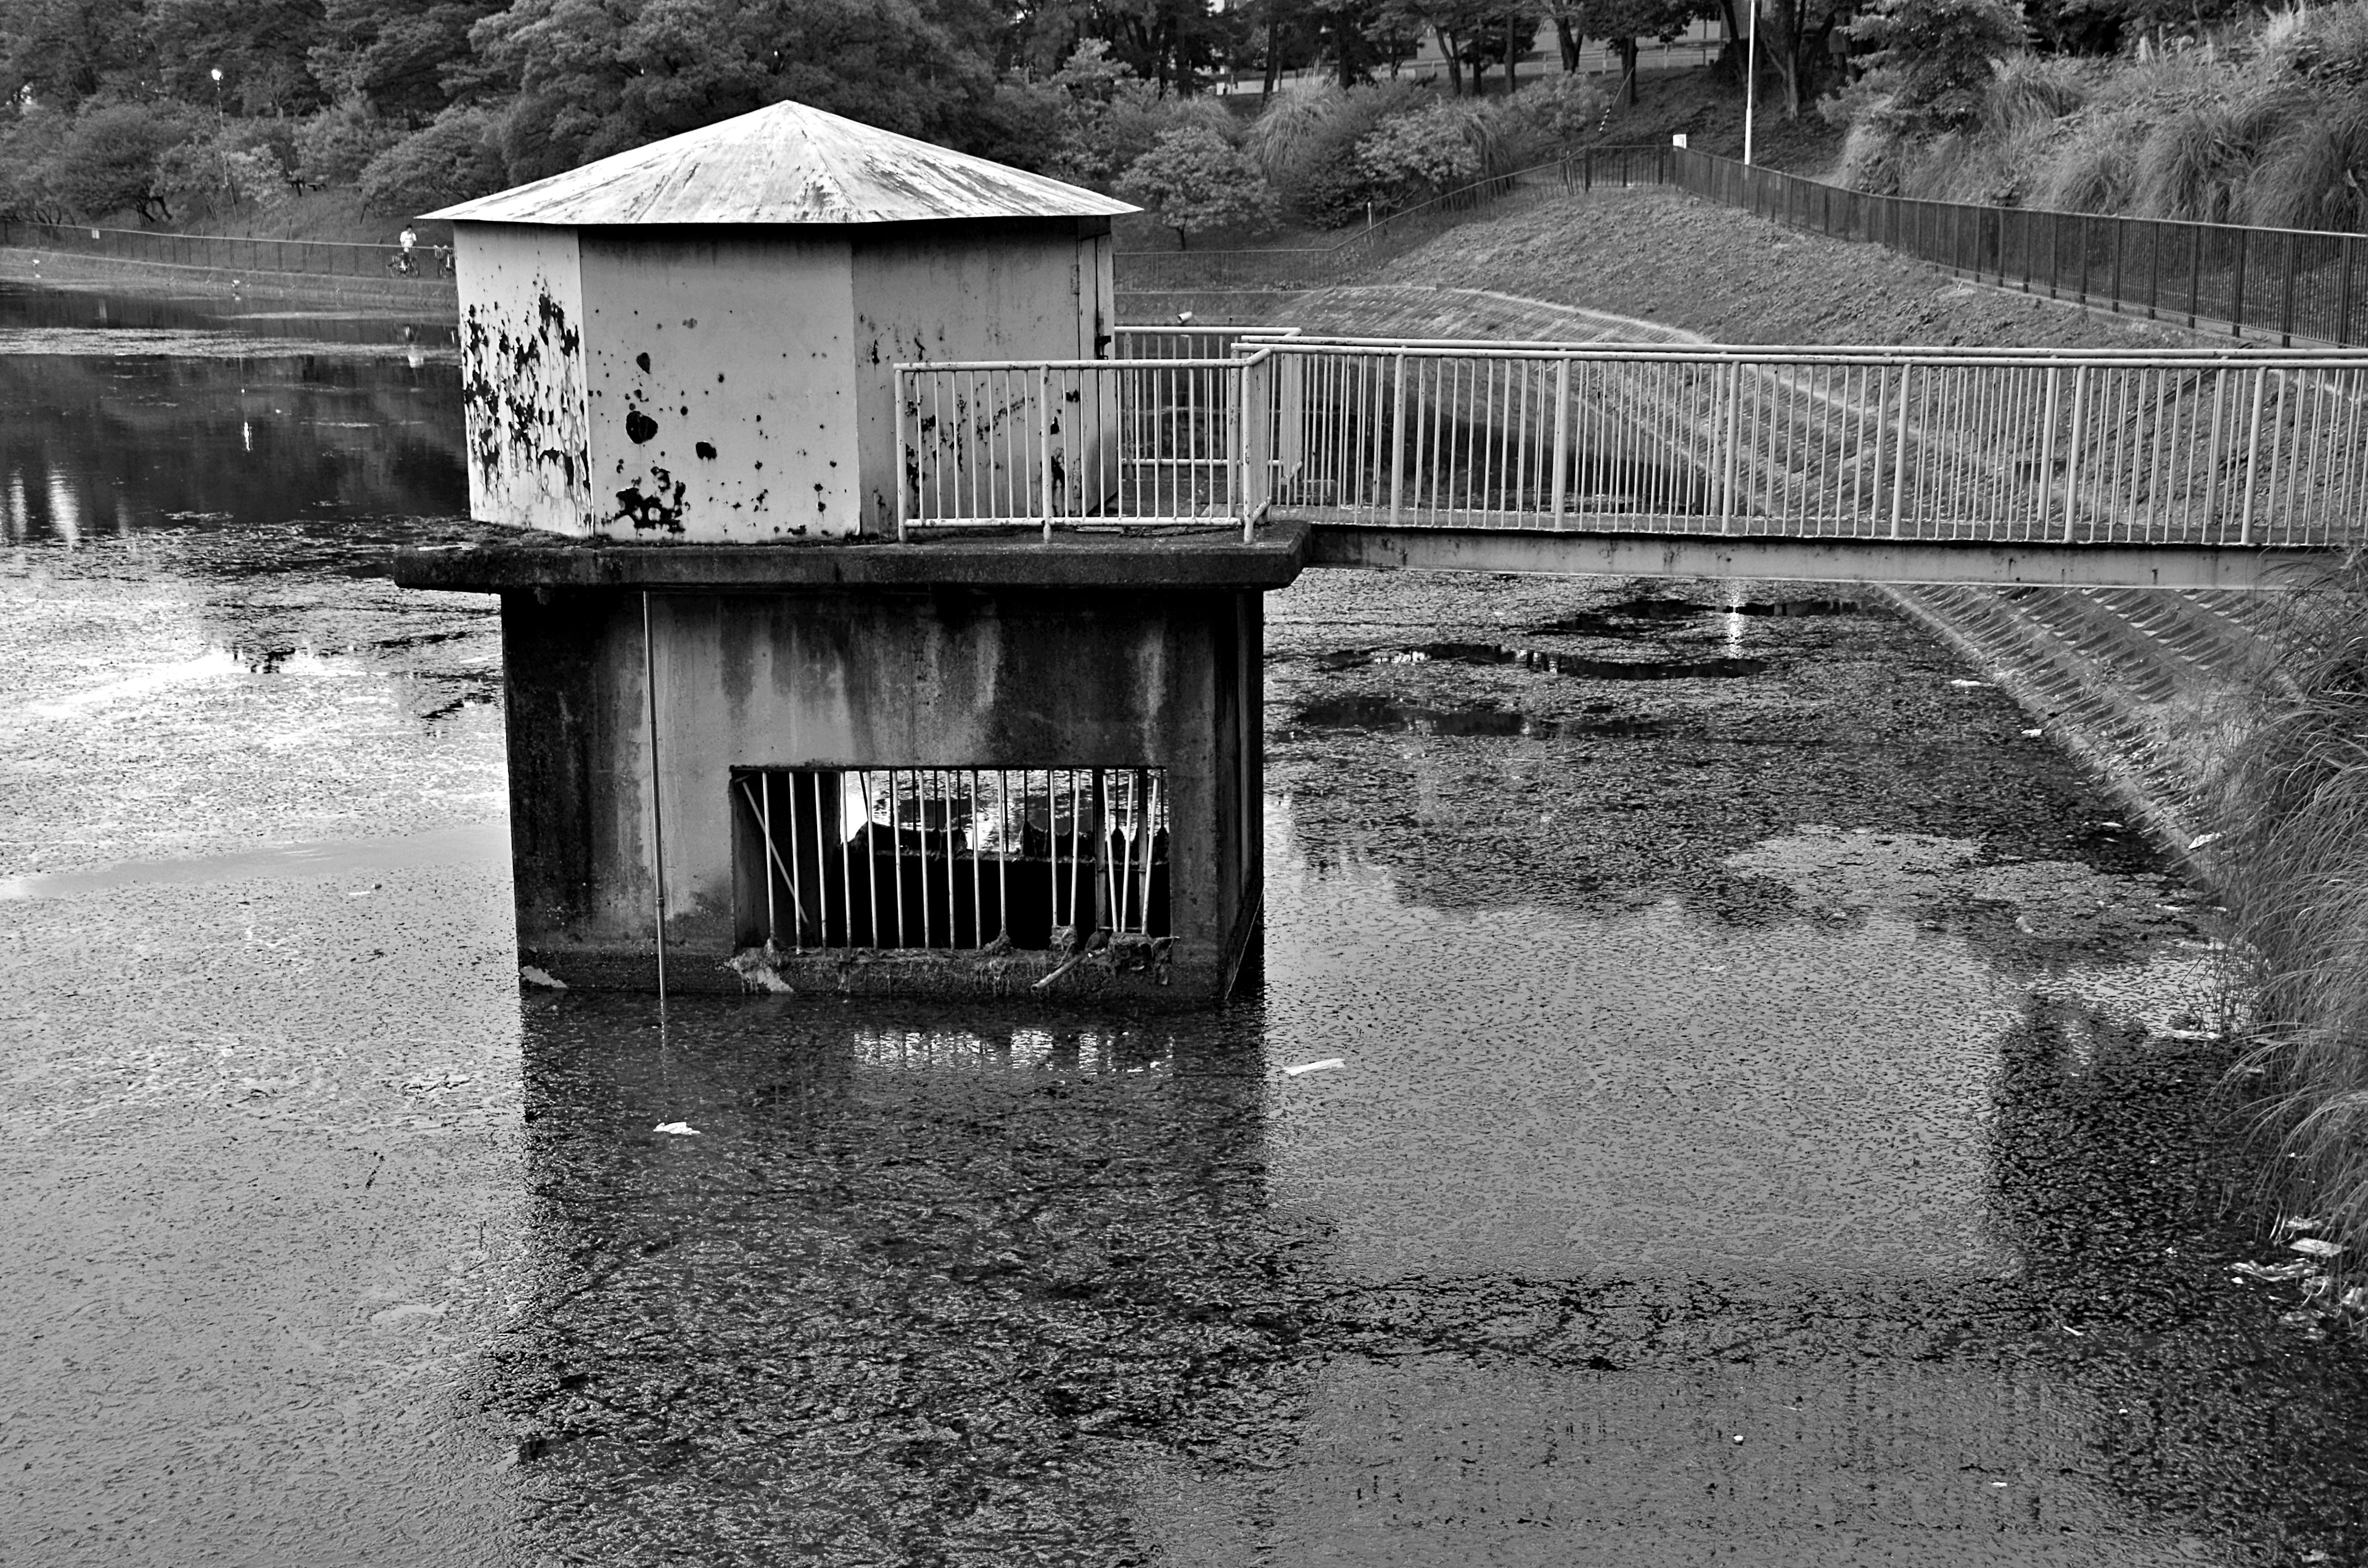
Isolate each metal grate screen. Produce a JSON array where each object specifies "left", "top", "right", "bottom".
[{"left": 733, "top": 767, "right": 1170, "bottom": 952}]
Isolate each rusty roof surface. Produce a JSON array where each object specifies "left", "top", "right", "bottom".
[{"left": 422, "top": 101, "right": 1135, "bottom": 227}]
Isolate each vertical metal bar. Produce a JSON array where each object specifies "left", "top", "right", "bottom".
[
  {"left": 895, "top": 367, "right": 910, "bottom": 541},
  {"left": 761, "top": 771, "right": 776, "bottom": 948},
  {"left": 1038, "top": 366, "right": 1054, "bottom": 539},
  {"left": 2035, "top": 367, "right": 2062, "bottom": 538},
  {"left": 641, "top": 591, "right": 667, "bottom": 1001},
  {"left": 2238, "top": 367, "right": 2269, "bottom": 545},
  {"left": 2279, "top": 232, "right": 2298, "bottom": 348},
  {"left": 1719, "top": 361, "right": 1741, "bottom": 531},
  {"left": 1389, "top": 351, "right": 1407, "bottom": 525},
  {"left": 786, "top": 770, "right": 805, "bottom": 950},
  {"left": 2060, "top": 366, "right": 2089, "bottom": 543},
  {"left": 1549, "top": 357, "right": 1571, "bottom": 523},
  {"left": 2232, "top": 228, "right": 2248, "bottom": 339},
  {"left": 2203, "top": 368, "right": 2229, "bottom": 533}
]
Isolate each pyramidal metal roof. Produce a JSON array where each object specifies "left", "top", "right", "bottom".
[{"left": 424, "top": 100, "right": 1136, "bottom": 227}]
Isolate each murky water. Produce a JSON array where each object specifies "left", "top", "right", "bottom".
[{"left": 4, "top": 287, "right": 2365, "bottom": 1566}]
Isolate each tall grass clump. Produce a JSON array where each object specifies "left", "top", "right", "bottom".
[
  {"left": 2030, "top": 112, "right": 2139, "bottom": 211},
  {"left": 2246, "top": 96, "right": 2368, "bottom": 231},
  {"left": 2211, "top": 566, "right": 2368, "bottom": 1256}
]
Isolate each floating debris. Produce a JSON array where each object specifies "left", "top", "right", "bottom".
[
  {"left": 1283, "top": 1059, "right": 1344, "bottom": 1077},
  {"left": 519, "top": 965, "right": 569, "bottom": 989},
  {"left": 653, "top": 1122, "right": 702, "bottom": 1136},
  {"left": 2289, "top": 1237, "right": 2345, "bottom": 1258}
]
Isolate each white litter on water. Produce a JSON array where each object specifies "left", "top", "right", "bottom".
[
  {"left": 1948, "top": 679, "right": 1989, "bottom": 688},
  {"left": 652, "top": 1122, "right": 702, "bottom": 1136},
  {"left": 2020, "top": 728, "right": 2044, "bottom": 738},
  {"left": 2289, "top": 1237, "right": 2344, "bottom": 1258},
  {"left": 1283, "top": 1059, "right": 1344, "bottom": 1077},
  {"left": 519, "top": 966, "right": 569, "bottom": 989},
  {"left": 2189, "top": 832, "right": 2223, "bottom": 850}
]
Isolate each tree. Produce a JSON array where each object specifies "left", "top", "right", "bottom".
[
  {"left": 1848, "top": 0, "right": 2028, "bottom": 128},
  {"left": 1352, "top": 97, "right": 1478, "bottom": 192},
  {"left": 1555, "top": 0, "right": 1713, "bottom": 102},
  {"left": 0, "top": 0, "right": 152, "bottom": 109},
  {"left": 48, "top": 102, "right": 204, "bottom": 221},
  {"left": 148, "top": 0, "right": 330, "bottom": 115},
  {"left": 1754, "top": 0, "right": 1854, "bottom": 118},
  {"left": 1118, "top": 123, "right": 1278, "bottom": 245},
  {"left": 310, "top": 0, "right": 502, "bottom": 121},
  {"left": 357, "top": 102, "right": 505, "bottom": 213}
]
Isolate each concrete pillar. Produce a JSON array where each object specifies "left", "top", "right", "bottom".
[{"left": 397, "top": 529, "right": 1304, "bottom": 1004}]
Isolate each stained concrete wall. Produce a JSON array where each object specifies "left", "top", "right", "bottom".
[
  {"left": 499, "top": 583, "right": 1260, "bottom": 1000},
  {"left": 454, "top": 217, "right": 1114, "bottom": 541},
  {"left": 580, "top": 230, "right": 857, "bottom": 540},
  {"left": 456, "top": 223, "right": 590, "bottom": 535}
]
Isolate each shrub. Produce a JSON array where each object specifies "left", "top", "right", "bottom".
[
  {"left": 2029, "top": 113, "right": 2139, "bottom": 212},
  {"left": 1117, "top": 125, "right": 1280, "bottom": 247},
  {"left": 1247, "top": 81, "right": 1344, "bottom": 182},
  {"left": 358, "top": 108, "right": 508, "bottom": 218},
  {"left": 2131, "top": 89, "right": 2290, "bottom": 222},
  {"left": 1354, "top": 101, "right": 1484, "bottom": 200},
  {"left": 2263, "top": 0, "right": 2368, "bottom": 86},
  {"left": 2210, "top": 565, "right": 2368, "bottom": 1264},
  {"left": 1272, "top": 79, "right": 1437, "bottom": 228},
  {"left": 2245, "top": 96, "right": 2368, "bottom": 231},
  {"left": 1505, "top": 72, "right": 1610, "bottom": 154},
  {"left": 0, "top": 110, "right": 72, "bottom": 222}
]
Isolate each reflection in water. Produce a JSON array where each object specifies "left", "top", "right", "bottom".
[{"left": 0, "top": 349, "right": 466, "bottom": 543}]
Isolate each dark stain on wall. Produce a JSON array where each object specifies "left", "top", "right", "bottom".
[
  {"left": 625, "top": 406, "right": 659, "bottom": 444},
  {"left": 615, "top": 467, "right": 688, "bottom": 533},
  {"left": 459, "top": 281, "right": 589, "bottom": 520}
]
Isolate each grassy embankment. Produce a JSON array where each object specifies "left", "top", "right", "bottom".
[{"left": 1834, "top": 2, "right": 2368, "bottom": 234}]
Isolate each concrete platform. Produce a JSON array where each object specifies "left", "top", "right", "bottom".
[{"left": 392, "top": 522, "right": 1312, "bottom": 592}]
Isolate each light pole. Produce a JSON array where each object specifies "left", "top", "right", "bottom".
[
  {"left": 1743, "top": 0, "right": 1759, "bottom": 166},
  {"left": 208, "top": 67, "right": 223, "bottom": 120}
]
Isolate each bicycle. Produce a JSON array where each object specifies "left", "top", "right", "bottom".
[{"left": 385, "top": 250, "right": 419, "bottom": 277}]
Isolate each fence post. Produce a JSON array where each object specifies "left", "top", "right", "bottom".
[
  {"left": 1389, "top": 351, "right": 1407, "bottom": 527},
  {"left": 2108, "top": 218, "right": 2124, "bottom": 313},
  {"left": 2147, "top": 220, "right": 2162, "bottom": 320},
  {"left": 2279, "top": 231, "right": 2298, "bottom": 347},
  {"left": 1719, "top": 361, "right": 1743, "bottom": 533},
  {"left": 2187, "top": 224, "right": 2203, "bottom": 329},
  {"left": 1548, "top": 357, "right": 1571, "bottom": 525},
  {"left": 2231, "top": 228, "right": 2248, "bottom": 339},
  {"left": 2340, "top": 235, "right": 2359, "bottom": 349}
]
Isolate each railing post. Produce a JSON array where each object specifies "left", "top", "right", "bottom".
[
  {"left": 1888, "top": 363, "right": 1912, "bottom": 540},
  {"left": 2060, "top": 366, "right": 2089, "bottom": 543},
  {"left": 894, "top": 367, "right": 910, "bottom": 541},
  {"left": 2202, "top": 367, "right": 2228, "bottom": 531},
  {"left": 2147, "top": 219, "right": 2162, "bottom": 320},
  {"left": 1719, "top": 360, "right": 1743, "bottom": 533},
  {"left": 1389, "top": 351, "right": 1407, "bottom": 527},
  {"left": 2187, "top": 224, "right": 2203, "bottom": 329},
  {"left": 1038, "top": 364, "right": 1054, "bottom": 542},
  {"left": 1548, "top": 356, "right": 1571, "bottom": 525},
  {"left": 2108, "top": 218, "right": 2124, "bottom": 313}
]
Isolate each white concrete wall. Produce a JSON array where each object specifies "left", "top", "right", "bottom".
[
  {"left": 578, "top": 231, "right": 861, "bottom": 541},
  {"left": 454, "top": 223, "right": 591, "bottom": 535}
]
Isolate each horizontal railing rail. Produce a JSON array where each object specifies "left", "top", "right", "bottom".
[
  {"left": 900, "top": 340, "right": 2368, "bottom": 551},
  {"left": 0, "top": 216, "right": 446, "bottom": 281}
]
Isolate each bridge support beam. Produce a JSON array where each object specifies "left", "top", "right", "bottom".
[
  {"left": 395, "top": 531, "right": 1301, "bottom": 1003},
  {"left": 1301, "top": 523, "right": 2327, "bottom": 592}
]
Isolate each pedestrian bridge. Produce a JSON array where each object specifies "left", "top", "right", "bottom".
[{"left": 894, "top": 327, "right": 2368, "bottom": 589}]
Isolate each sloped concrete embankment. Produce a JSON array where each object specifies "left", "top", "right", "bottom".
[
  {"left": 0, "top": 247, "right": 456, "bottom": 311},
  {"left": 1170, "top": 279, "right": 2284, "bottom": 872}
]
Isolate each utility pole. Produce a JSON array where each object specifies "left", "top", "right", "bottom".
[{"left": 1742, "top": 0, "right": 1759, "bottom": 166}]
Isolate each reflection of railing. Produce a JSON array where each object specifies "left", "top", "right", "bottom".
[
  {"left": 1571, "top": 145, "right": 2368, "bottom": 349},
  {"left": 903, "top": 337, "right": 2368, "bottom": 549},
  {"left": 0, "top": 216, "right": 442, "bottom": 281},
  {"left": 732, "top": 766, "right": 1168, "bottom": 953}
]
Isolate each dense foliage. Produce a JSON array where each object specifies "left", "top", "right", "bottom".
[{"left": 0, "top": 0, "right": 1653, "bottom": 231}]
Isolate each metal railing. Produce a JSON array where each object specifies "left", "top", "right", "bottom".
[
  {"left": 901, "top": 337, "right": 2368, "bottom": 549},
  {"left": 894, "top": 351, "right": 1280, "bottom": 536},
  {"left": 1566, "top": 145, "right": 2368, "bottom": 350},
  {"left": 0, "top": 217, "right": 443, "bottom": 281},
  {"left": 733, "top": 766, "right": 1168, "bottom": 953}
]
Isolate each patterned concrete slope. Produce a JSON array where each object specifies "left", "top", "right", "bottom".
[{"left": 1248, "top": 282, "right": 2282, "bottom": 876}]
